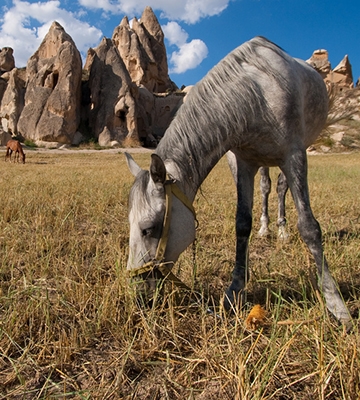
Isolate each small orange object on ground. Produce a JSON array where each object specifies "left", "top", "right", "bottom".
[{"left": 245, "top": 304, "right": 267, "bottom": 330}]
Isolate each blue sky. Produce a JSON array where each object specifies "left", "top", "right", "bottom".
[{"left": 0, "top": 0, "right": 358, "bottom": 88}]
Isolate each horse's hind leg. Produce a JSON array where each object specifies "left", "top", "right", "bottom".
[
  {"left": 282, "top": 150, "right": 351, "bottom": 326},
  {"left": 276, "top": 171, "right": 289, "bottom": 240},
  {"left": 225, "top": 151, "right": 257, "bottom": 310},
  {"left": 258, "top": 167, "right": 271, "bottom": 237}
]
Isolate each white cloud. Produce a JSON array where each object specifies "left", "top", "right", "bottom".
[
  {"left": 0, "top": 0, "right": 102, "bottom": 67},
  {"left": 77, "top": 0, "right": 118, "bottom": 13},
  {"left": 182, "top": 0, "right": 229, "bottom": 24},
  {"left": 162, "top": 21, "right": 208, "bottom": 74},
  {"left": 162, "top": 22, "right": 188, "bottom": 47},
  {"left": 169, "top": 39, "right": 208, "bottom": 74},
  {"left": 78, "top": 0, "right": 230, "bottom": 24}
]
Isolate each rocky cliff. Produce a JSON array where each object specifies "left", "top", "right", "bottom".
[{"left": 0, "top": 7, "right": 184, "bottom": 147}]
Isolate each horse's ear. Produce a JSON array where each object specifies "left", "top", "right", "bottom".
[
  {"left": 150, "top": 154, "right": 166, "bottom": 185},
  {"left": 125, "top": 152, "right": 142, "bottom": 177}
]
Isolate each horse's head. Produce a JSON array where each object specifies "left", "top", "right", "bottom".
[
  {"left": 125, "top": 152, "right": 196, "bottom": 300},
  {"left": 22, "top": 154, "right": 26, "bottom": 164}
]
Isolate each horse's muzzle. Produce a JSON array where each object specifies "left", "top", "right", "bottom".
[{"left": 130, "top": 267, "right": 165, "bottom": 305}]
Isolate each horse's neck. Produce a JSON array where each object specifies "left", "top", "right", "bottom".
[{"left": 156, "top": 130, "right": 228, "bottom": 201}]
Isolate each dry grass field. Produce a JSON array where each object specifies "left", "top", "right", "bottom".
[{"left": 0, "top": 149, "right": 359, "bottom": 399}]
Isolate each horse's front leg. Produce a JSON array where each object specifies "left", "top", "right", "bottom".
[
  {"left": 225, "top": 151, "right": 257, "bottom": 310},
  {"left": 282, "top": 150, "right": 351, "bottom": 327}
]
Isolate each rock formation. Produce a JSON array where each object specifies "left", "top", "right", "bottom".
[
  {"left": 0, "top": 68, "right": 25, "bottom": 135},
  {"left": 0, "top": 47, "right": 15, "bottom": 73},
  {"left": 112, "top": 6, "right": 176, "bottom": 93},
  {"left": 0, "top": 11, "right": 184, "bottom": 147},
  {"left": 0, "top": 77, "right": 7, "bottom": 106},
  {"left": 331, "top": 55, "right": 353, "bottom": 88},
  {"left": 81, "top": 6, "right": 183, "bottom": 146},
  {"left": 135, "top": 85, "right": 184, "bottom": 145},
  {"left": 0, "top": 127, "right": 12, "bottom": 146},
  {"left": 17, "top": 21, "right": 82, "bottom": 144},
  {"left": 307, "top": 49, "right": 353, "bottom": 89},
  {"left": 83, "top": 37, "right": 138, "bottom": 146},
  {"left": 0, "top": 47, "right": 19, "bottom": 133}
]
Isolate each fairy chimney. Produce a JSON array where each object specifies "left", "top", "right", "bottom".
[
  {"left": 112, "top": 6, "right": 176, "bottom": 93},
  {"left": 307, "top": 49, "right": 353, "bottom": 89},
  {"left": 0, "top": 47, "right": 15, "bottom": 73},
  {"left": 83, "top": 37, "right": 139, "bottom": 145},
  {"left": 330, "top": 55, "right": 353, "bottom": 88},
  {"left": 0, "top": 78, "right": 7, "bottom": 105},
  {"left": 0, "top": 68, "right": 25, "bottom": 135},
  {"left": 17, "top": 21, "right": 82, "bottom": 143},
  {"left": 306, "top": 49, "right": 331, "bottom": 79}
]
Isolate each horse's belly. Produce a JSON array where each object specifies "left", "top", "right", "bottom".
[{"left": 233, "top": 132, "right": 290, "bottom": 167}]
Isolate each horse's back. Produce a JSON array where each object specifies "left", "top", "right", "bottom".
[
  {"left": 218, "top": 36, "right": 328, "bottom": 132},
  {"left": 6, "top": 139, "right": 22, "bottom": 150},
  {"left": 6, "top": 139, "right": 17, "bottom": 148},
  {"left": 178, "top": 36, "right": 328, "bottom": 165}
]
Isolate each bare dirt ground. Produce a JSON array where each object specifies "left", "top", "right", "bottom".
[{"left": 13, "top": 145, "right": 153, "bottom": 155}]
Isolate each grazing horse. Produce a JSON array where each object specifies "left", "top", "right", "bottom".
[
  {"left": 126, "top": 37, "right": 351, "bottom": 326},
  {"left": 5, "top": 139, "right": 26, "bottom": 164}
]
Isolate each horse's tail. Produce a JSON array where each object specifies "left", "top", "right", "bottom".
[{"left": 324, "top": 82, "right": 359, "bottom": 128}]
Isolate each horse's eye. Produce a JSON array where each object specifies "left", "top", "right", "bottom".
[{"left": 141, "top": 228, "right": 153, "bottom": 237}]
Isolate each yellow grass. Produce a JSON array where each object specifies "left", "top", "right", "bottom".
[{"left": 0, "top": 150, "right": 359, "bottom": 399}]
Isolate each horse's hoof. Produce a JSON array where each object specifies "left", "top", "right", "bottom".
[
  {"left": 224, "top": 288, "right": 245, "bottom": 312},
  {"left": 257, "top": 227, "right": 270, "bottom": 238},
  {"left": 278, "top": 226, "right": 290, "bottom": 241}
]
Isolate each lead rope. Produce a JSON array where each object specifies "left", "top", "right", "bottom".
[
  {"left": 191, "top": 239, "right": 197, "bottom": 289},
  {"left": 154, "top": 183, "right": 172, "bottom": 262}
]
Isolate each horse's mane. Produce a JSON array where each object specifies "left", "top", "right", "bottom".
[{"left": 156, "top": 37, "right": 292, "bottom": 190}]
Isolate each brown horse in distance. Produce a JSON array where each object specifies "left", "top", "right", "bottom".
[{"left": 5, "top": 139, "right": 26, "bottom": 163}]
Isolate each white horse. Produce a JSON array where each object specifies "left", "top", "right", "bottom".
[{"left": 125, "top": 37, "right": 351, "bottom": 327}]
